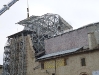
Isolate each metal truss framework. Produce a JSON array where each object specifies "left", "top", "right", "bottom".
[{"left": 18, "top": 13, "right": 73, "bottom": 57}]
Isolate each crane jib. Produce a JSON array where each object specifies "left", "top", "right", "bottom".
[{"left": 0, "top": 0, "right": 19, "bottom": 16}]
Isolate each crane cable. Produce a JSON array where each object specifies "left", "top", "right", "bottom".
[
  {"left": 27, "top": 0, "right": 29, "bottom": 18},
  {"left": 16, "top": 0, "right": 30, "bottom": 32}
]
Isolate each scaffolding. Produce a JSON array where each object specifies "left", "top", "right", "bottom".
[
  {"left": 3, "top": 39, "right": 10, "bottom": 75},
  {"left": 3, "top": 13, "right": 72, "bottom": 75},
  {"left": 3, "top": 31, "right": 32, "bottom": 75}
]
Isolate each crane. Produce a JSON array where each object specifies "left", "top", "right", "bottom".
[{"left": 0, "top": 0, "right": 19, "bottom": 16}]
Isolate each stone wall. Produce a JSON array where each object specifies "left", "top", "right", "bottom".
[{"left": 31, "top": 50, "right": 99, "bottom": 75}]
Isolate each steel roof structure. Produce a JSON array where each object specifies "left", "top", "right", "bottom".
[{"left": 17, "top": 13, "right": 73, "bottom": 57}]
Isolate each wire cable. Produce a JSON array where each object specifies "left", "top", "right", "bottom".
[{"left": 27, "top": 0, "right": 29, "bottom": 18}]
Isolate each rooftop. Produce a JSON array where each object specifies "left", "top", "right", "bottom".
[
  {"left": 8, "top": 30, "right": 33, "bottom": 38},
  {"left": 44, "top": 22, "right": 99, "bottom": 54},
  {"left": 38, "top": 47, "right": 99, "bottom": 61},
  {"left": 38, "top": 47, "right": 83, "bottom": 61}
]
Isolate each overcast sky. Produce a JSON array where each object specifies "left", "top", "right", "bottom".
[{"left": 0, "top": 0, "right": 99, "bottom": 65}]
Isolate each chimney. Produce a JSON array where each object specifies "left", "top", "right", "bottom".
[{"left": 88, "top": 32, "right": 98, "bottom": 50}]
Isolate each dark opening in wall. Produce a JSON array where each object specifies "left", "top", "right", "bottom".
[
  {"left": 81, "top": 58, "right": 86, "bottom": 66},
  {"left": 52, "top": 73, "right": 55, "bottom": 75},
  {"left": 41, "top": 62, "right": 44, "bottom": 69}
]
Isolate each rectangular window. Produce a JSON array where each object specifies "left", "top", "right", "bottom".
[
  {"left": 41, "top": 62, "right": 44, "bottom": 69},
  {"left": 64, "top": 58, "right": 67, "bottom": 66},
  {"left": 0, "top": 67, "right": 2, "bottom": 69},
  {"left": 81, "top": 58, "right": 86, "bottom": 66}
]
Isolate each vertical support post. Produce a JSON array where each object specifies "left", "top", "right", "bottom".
[
  {"left": 22, "top": 33, "right": 24, "bottom": 75},
  {"left": 55, "top": 59, "right": 56, "bottom": 75}
]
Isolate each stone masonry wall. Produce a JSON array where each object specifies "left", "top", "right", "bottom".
[{"left": 33, "top": 50, "right": 99, "bottom": 75}]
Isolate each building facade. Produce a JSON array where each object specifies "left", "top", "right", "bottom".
[
  {"left": 33, "top": 48, "right": 99, "bottom": 75},
  {"left": 27, "top": 22, "right": 99, "bottom": 75},
  {"left": 3, "top": 13, "right": 99, "bottom": 75}
]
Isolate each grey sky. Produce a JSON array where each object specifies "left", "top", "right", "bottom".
[{"left": 0, "top": 0, "right": 99, "bottom": 65}]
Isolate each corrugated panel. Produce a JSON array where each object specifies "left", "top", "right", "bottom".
[
  {"left": 38, "top": 47, "right": 82, "bottom": 60},
  {"left": 44, "top": 60, "right": 55, "bottom": 69},
  {"left": 56, "top": 58, "right": 64, "bottom": 68},
  {"left": 44, "top": 58, "right": 65, "bottom": 69}
]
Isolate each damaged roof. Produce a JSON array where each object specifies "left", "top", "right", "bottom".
[
  {"left": 17, "top": 13, "right": 73, "bottom": 29},
  {"left": 38, "top": 47, "right": 83, "bottom": 60}
]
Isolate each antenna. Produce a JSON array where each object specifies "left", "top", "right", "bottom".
[{"left": 27, "top": 0, "right": 29, "bottom": 18}]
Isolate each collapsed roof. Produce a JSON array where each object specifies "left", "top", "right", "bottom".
[{"left": 17, "top": 13, "right": 73, "bottom": 57}]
